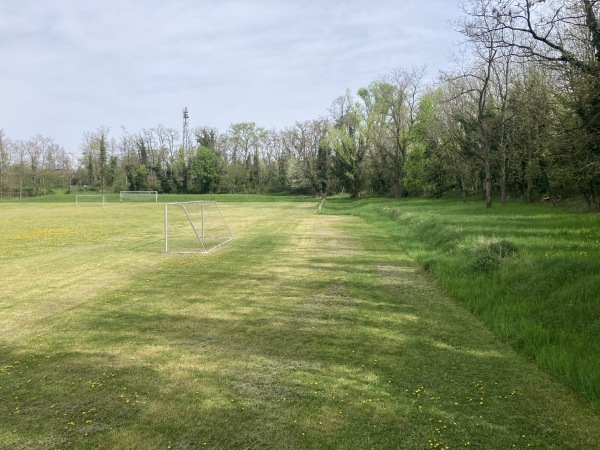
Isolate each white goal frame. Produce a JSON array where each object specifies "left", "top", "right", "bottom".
[
  {"left": 76, "top": 195, "right": 106, "bottom": 207},
  {"left": 120, "top": 191, "right": 158, "bottom": 202},
  {"left": 164, "top": 200, "right": 234, "bottom": 253}
]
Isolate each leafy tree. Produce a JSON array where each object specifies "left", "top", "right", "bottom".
[
  {"left": 136, "top": 138, "right": 149, "bottom": 167},
  {"left": 358, "top": 68, "right": 424, "bottom": 198},
  {"left": 190, "top": 146, "right": 224, "bottom": 194},
  {"left": 405, "top": 89, "right": 454, "bottom": 198},
  {"left": 328, "top": 91, "right": 368, "bottom": 198},
  {"left": 316, "top": 142, "right": 332, "bottom": 196},
  {"left": 194, "top": 127, "right": 218, "bottom": 150},
  {"left": 132, "top": 164, "right": 149, "bottom": 191},
  {"left": 106, "top": 155, "right": 119, "bottom": 190}
]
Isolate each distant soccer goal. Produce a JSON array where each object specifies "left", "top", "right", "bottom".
[
  {"left": 164, "top": 201, "right": 234, "bottom": 253},
  {"left": 76, "top": 195, "right": 106, "bottom": 207},
  {"left": 120, "top": 191, "right": 158, "bottom": 202}
]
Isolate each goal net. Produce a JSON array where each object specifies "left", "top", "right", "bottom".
[
  {"left": 164, "top": 201, "right": 234, "bottom": 253},
  {"left": 76, "top": 195, "right": 106, "bottom": 207},
  {"left": 120, "top": 191, "right": 158, "bottom": 202}
]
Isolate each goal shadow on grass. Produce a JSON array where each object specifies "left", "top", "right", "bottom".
[
  {"left": 126, "top": 236, "right": 234, "bottom": 254},
  {"left": 127, "top": 238, "right": 166, "bottom": 253}
]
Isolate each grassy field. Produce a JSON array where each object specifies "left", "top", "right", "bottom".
[{"left": 1, "top": 197, "right": 600, "bottom": 449}]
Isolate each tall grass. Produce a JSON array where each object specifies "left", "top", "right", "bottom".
[{"left": 325, "top": 196, "right": 600, "bottom": 411}]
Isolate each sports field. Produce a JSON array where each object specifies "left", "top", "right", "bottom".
[{"left": 1, "top": 199, "right": 599, "bottom": 449}]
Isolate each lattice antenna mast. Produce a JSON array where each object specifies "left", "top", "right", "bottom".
[{"left": 182, "top": 106, "right": 190, "bottom": 152}]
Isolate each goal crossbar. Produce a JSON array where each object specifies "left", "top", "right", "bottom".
[{"left": 164, "top": 200, "right": 234, "bottom": 253}]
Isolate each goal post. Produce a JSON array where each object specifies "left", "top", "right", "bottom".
[
  {"left": 120, "top": 191, "right": 158, "bottom": 202},
  {"left": 164, "top": 201, "right": 234, "bottom": 253},
  {"left": 76, "top": 194, "right": 106, "bottom": 207}
]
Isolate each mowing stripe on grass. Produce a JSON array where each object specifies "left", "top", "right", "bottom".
[{"left": 1, "top": 201, "right": 599, "bottom": 449}]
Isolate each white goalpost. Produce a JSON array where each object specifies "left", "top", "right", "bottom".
[
  {"left": 164, "top": 201, "right": 234, "bottom": 253},
  {"left": 76, "top": 194, "right": 106, "bottom": 207},
  {"left": 120, "top": 191, "right": 158, "bottom": 202}
]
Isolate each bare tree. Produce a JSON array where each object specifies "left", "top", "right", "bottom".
[
  {"left": 454, "top": 0, "right": 524, "bottom": 207},
  {"left": 462, "top": 0, "right": 600, "bottom": 205},
  {"left": 491, "top": 45, "right": 518, "bottom": 205},
  {"left": 0, "top": 130, "right": 11, "bottom": 198},
  {"left": 14, "top": 140, "right": 27, "bottom": 198},
  {"left": 446, "top": 54, "right": 498, "bottom": 207},
  {"left": 471, "top": 0, "right": 600, "bottom": 71},
  {"left": 284, "top": 119, "right": 330, "bottom": 194},
  {"left": 25, "top": 136, "right": 46, "bottom": 196}
]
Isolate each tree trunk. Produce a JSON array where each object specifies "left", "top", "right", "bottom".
[
  {"left": 500, "top": 149, "right": 507, "bottom": 205},
  {"left": 393, "top": 178, "right": 403, "bottom": 199},
  {"left": 483, "top": 148, "right": 492, "bottom": 208}
]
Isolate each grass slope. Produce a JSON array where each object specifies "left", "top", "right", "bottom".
[
  {"left": 0, "top": 200, "right": 599, "bottom": 449},
  {"left": 324, "top": 196, "right": 600, "bottom": 414}
]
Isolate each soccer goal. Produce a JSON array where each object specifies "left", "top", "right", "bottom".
[
  {"left": 164, "top": 201, "right": 234, "bottom": 253},
  {"left": 76, "top": 195, "right": 106, "bottom": 207},
  {"left": 120, "top": 191, "right": 158, "bottom": 202}
]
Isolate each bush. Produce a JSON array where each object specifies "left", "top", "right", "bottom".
[{"left": 462, "top": 253, "right": 501, "bottom": 273}]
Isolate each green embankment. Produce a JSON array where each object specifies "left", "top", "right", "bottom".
[{"left": 325, "top": 196, "right": 600, "bottom": 414}]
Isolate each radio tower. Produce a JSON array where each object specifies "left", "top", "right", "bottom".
[{"left": 182, "top": 106, "right": 190, "bottom": 152}]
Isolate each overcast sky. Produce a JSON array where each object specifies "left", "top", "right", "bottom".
[{"left": 0, "top": 0, "right": 463, "bottom": 152}]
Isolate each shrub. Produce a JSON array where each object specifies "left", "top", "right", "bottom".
[{"left": 462, "top": 253, "right": 501, "bottom": 273}]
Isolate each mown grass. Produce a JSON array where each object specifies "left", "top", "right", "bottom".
[
  {"left": 1, "top": 199, "right": 599, "bottom": 449},
  {"left": 324, "top": 196, "right": 600, "bottom": 413}
]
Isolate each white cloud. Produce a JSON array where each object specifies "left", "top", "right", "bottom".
[{"left": 0, "top": 0, "right": 462, "bottom": 151}]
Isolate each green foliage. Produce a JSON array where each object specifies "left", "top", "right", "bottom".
[
  {"left": 460, "top": 237, "right": 519, "bottom": 273},
  {"left": 358, "top": 73, "right": 422, "bottom": 198},
  {"left": 106, "top": 155, "right": 118, "bottom": 187},
  {"left": 316, "top": 143, "right": 330, "bottom": 195},
  {"left": 328, "top": 92, "right": 367, "bottom": 198},
  {"left": 462, "top": 253, "right": 501, "bottom": 273},
  {"left": 190, "top": 146, "right": 225, "bottom": 194},
  {"left": 132, "top": 164, "right": 149, "bottom": 190},
  {"left": 404, "top": 89, "right": 456, "bottom": 198},
  {"left": 136, "top": 138, "right": 149, "bottom": 166}
]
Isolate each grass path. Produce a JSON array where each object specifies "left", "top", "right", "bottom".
[{"left": 1, "top": 202, "right": 599, "bottom": 448}]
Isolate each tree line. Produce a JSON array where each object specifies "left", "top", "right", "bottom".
[{"left": 1, "top": 0, "right": 598, "bottom": 208}]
